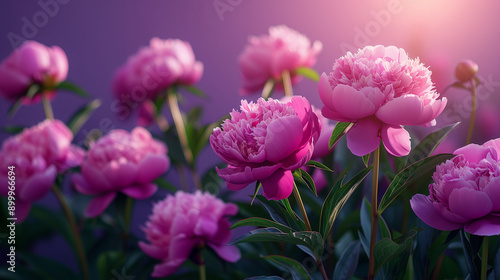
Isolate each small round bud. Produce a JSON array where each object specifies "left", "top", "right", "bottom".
[{"left": 455, "top": 59, "right": 478, "bottom": 83}]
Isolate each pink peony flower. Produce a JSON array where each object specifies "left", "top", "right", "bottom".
[
  {"left": 0, "top": 41, "right": 68, "bottom": 104},
  {"left": 139, "top": 191, "right": 240, "bottom": 278},
  {"left": 319, "top": 45, "right": 447, "bottom": 157},
  {"left": 410, "top": 138, "right": 500, "bottom": 236},
  {"left": 0, "top": 120, "right": 83, "bottom": 222},
  {"left": 72, "top": 127, "right": 170, "bottom": 217},
  {"left": 210, "top": 96, "right": 321, "bottom": 200},
  {"left": 112, "top": 38, "right": 203, "bottom": 124},
  {"left": 239, "top": 25, "right": 322, "bottom": 95}
]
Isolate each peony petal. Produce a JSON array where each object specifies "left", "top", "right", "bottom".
[
  {"left": 84, "top": 192, "right": 116, "bottom": 218},
  {"left": 484, "top": 177, "right": 500, "bottom": 211},
  {"left": 381, "top": 125, "right": 411, "bottom": 157},
  {"left": 318, "top": 73, "right": 335, "bottom": 111},
  {"left": 216, "top": 164, "right": 281, "bottom": 185},
  {"left": 150, "top": 235, "right": 197, "bottom": 277},
  {"left": 20, "top": 165, "right": 57, "bottom": 202},
  {"left": 261, "top": 169, "right": 294, "bottom": 200},
  {"left": 346, "top": 118, "right": 381, "bottom": 156},
  {"left": 448, "top": 188, "right": 492, "bottom": 220},
  {"left": 321, "top": 106, "right": 353, "bottom": 122},
  {"left": 138, "top": 241, "right": 168, "bottom": 260},
  {"left": 265, "top": 116, "right": 303, "bottom": 162},
  {"left": 104, "top": 161, "right": 137, "bottom": 187},
  {"left": 0, "top": 67, "right": 30, "bottom": 99},
  {"left": 376, "top": 95, "right": 425, "bottom": 126},
  {"left": 18, "top": 41, "right": 50, "bottom": 80},
  {"left": 281, "top": 142, "right": 313, "bottom": 170},
  {"left": 453, "top": 144, "right": 489, "bottom": 164},
  {"left": 465, "top": 215, "right": 500, "bottom": 236},
  {"left": 332, "top": 84, "right": 381, "bottom": 119},
  {"left": 194, "top": 216, "right": 218, "bottom": 238},
  {"left": 81, "top": 164, "right": 113, "bottom": 191},
  {"left": 225, "top": 182, "right": 249, "bottom": 191},
  {"left": 483, "top": 138, "right": 500, "bottom": 159},
  {"left": 120, "top": 183, "right": 157, "bottom": 199},
  {"left": 136, "top": 154, "right": 170, "bottom": 183},
  {"left": 208, "top": 243, "right": 241, "bottom": 263},
  {"left": 72, "top": 173, "right": 101, "bottom": 195},
  {"left": 410, "top": 194, "right": 463, "bottom": 231}
]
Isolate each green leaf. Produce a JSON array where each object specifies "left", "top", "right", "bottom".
[
  {"left": 7, "top": 97, "right": 23, "bottom": 118},
  {"left": 97, "top": 250, "right": 123, "bottom": 280},
  {"left": 294, "top": 67, "right": 319, "bottom": 82},
  {"left": 333, "top": 240, "right": 361, "bottom": 280},
  {"left": 329, "top": 122, "right": 353, "bottom": 149},
  {"left": 180, "top": 84, "right": 206, "bottom": 98},
  {"left": 405, "top": 122, "right": 459, "bottom": 167},
  {"left": 154, "top": 177, "right": 178, "bottom": 192},
  {"left": 251, "top": 181, "right": 262, "bottom": 205},
  {"left": 66, "top": 99, "right": 101, "bottom": 134},
  {"left": 362, "top": 154, "right": 371, "bottom": 167},
  {"left": 2, "top": 125, "right": 25, "bottom": 134},
  {"left": 378, "top": 154, "right": 454, "bottom": 215},
  {"left": 56, "top": 81, "right": 89, "bottom": 97},
  {"left": 7, "top": 83, "right": 41, "bottom": 117},
  {"left": 374, "top": 229, "right": 419, "bottom": 275},
  {"left": 281, "top": 198, "right": 307, "bottom": 231},
  {"left": 264, "top": 255, "right": 312, "bottom": 280},
  {"left": 187, "top": 106, "right": 203, "bottom": 123},
  {"left": 319, "top": 165, "right": 372, "bottom": 240},
  {"left": 305, "top": 160, "right": 333, "bottom": 172},
  {"left": 293, "top": 169, "right": 317, "bottom": 197},
  {"left": 256, "top": 195, "right": 289, "bottom": 227},
  {"left": 231, "top": 217, "right": 294, "bottom": 233}
]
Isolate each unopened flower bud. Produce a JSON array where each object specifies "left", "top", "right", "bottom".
[{"left": 455, "top": 59, "right": 478, "bottom": 83}]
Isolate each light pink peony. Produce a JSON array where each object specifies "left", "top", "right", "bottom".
[
  {"left": 72, "top": 127, "right": 170, "bottom": 217},
  {"left": 210, "top": 96, "right": 321, "bottom": 200},
  {"left": 112, "top": 38, "right": 203, "bottom": 123},
  {"left": 139, "top": 191, "right": 240, "bottom": 278},
  {"left": 0, "top": 120, "right": 83, "bottom": 222},
  {"left": 411, "top": 138, "right": 500, "bottom": 236},
  {"left": 0, "top": 41, "right": 68, "bottom": 104},
  {"left": 319, "top": 45, "right": 447, "bottom": 157},
  {"left": 239, "top": 25, "right": 322, "bottom": 95}
]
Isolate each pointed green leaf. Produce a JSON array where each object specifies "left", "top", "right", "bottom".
[
  {"left": 378, "top": 154, "right": 454, "bottom": 215},
  {"left": 264, "top": 255, "right": 311, "bottom": 280},
  {"left": 293, "top": 170, "right": 317, "bottom": 197},
  {"left": 231, "top": 217, "right": 294, "bottom": 233},
  {"left": 319, "top": 165, "right": 372, "bottom": 240},
  {"left": 180, "top": 84, "right": 206, "bottom": 98},
  {"left": 405, "top": 122, "right": 459, "bottom": 167},
  {"left": 329, "top": 122, "right": 353, "bottom": 149},
  {"left": 67, "top": 99, "right": 101, "bottom": 134},
  {"left": 333, "top": 240, "right": 361, "bottom": 280},
  {"left": 56, "top": 81, "right": 89, "bottom": 97},
  {"left": 281, "top": 198, "right": 307, "bottom": 231},
  {"left": 154, "top": 177, "right": 178, "bottom": 192},
  {"left": 256, "top": 195, "right": 289, "bottom": 227},
  {"left": 362, "top": 154, "right": 370, "bottom": 167},
  {"left": 251, "top": 181, "right": 262, "bottom": 205},
  {"left": 294, "top": 67, "right": 320, "bottom": 82},
  {"left": 305, "top": 160, "right": 333, "bottom": 172},
  {"left": 187, "top": 106, "right": 203, "bottom": 123},
  {"left": 374, "top": 229, "right": 419, "bottom": 274},
  {"left": 2, "top": 125, "right": 25, "bottom": 134},
  {"left": 7, "top": 97, "right": 23, "bottom": 117},
  {"left": 26, "top": 83, "right": 41, "bottom": 98}
]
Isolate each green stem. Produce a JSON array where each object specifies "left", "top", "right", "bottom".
[
  {"left": 167, "top": 88, "right": 202, "bottom": 190},
  {"left": 198, "top": 246, "right": 206, "bottom": 280},
  {"left": 52, "top": 186, "right": 90, "bottom": 280},
  {"left": 481, "top": 236, "right": 489, "bottom": 280},
  {"left": 262, "top": 78, "right": 275, "bottom": 99},
  {"left": 124, "top": 196, "right": 133, "bottom": 230},
  {"left": 292, "top": 183, "right": 311, "bottom": 231},
  {"left": 466, "top": 78, "right": 477, "bottom": 145},
  {"left": 42, "top": 94, "right": 54, "bottom": 120},
  {"left": 282, "top": 70, "right": 293, "bottom": 97},
  {"left": 367, "top": 146, "right": 381, "bottom": 280}
]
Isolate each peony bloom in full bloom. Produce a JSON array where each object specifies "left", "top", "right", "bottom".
[
  {"left": 72, "top": 127, "right": 170, "bottom": 217},
  {"left": 112, "top": 38, "right": 203, "bottom": 124},
  {"left": 0, "top": 40, "right": 68, "bottom": 104},
  {"left": 139, "top": 191, "right": 240, "bottom": 278},
  {"left": 319, "top": 45, "right": 447, "bottom": 156},
  {"left": 210, "top": 96, "right": 321, "bottom": 200},
  {"left": 410, "top": 138, "right": 500, "bottom": 236},
  {"left": 239, "top": 25, "right": 322, "bottom": 95},
  {"left": 0, "top": 120, "right": 83, "bottom": 222}
]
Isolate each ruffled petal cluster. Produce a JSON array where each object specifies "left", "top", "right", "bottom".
[
  {"left": 72, "top": 127, "right": 169, "bottom": 217},
  {"left": 210, "top": 96, "right": 320, "bottom": 200},
  {"left": 239, "top": 25, "right": 322, "bottom": 95},
  {"left": 319, "top": 45, "right": 447, "bottom": 156},
  {"left": 411, "top": 138, "right": 500, "bottom": 236},
  {"left": 0, "top": 120, "right": 83, "bottom": 221},
  {"left": 139, "top": 191, "right": 240, "bottom": 277},
  {"left": 0, "top": 41, "right": 68, "bottom": 104}
]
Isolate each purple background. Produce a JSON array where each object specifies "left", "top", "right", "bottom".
[{"left": 1, "top": 0, "right": 500, "bottom": 273}]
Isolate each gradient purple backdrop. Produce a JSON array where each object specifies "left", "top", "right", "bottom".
[{"left": 1, "top": 0, "right": 500, "bottom": 273}]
